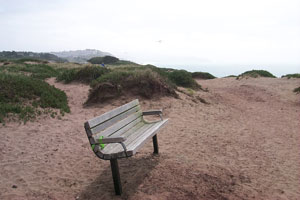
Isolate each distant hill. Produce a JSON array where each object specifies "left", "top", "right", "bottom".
[
  {"left": 0, "top": 51, "right": 67, "bottom": 62},
  {"left": 51, "top": 49, "right": 112, "bottom": 63}
]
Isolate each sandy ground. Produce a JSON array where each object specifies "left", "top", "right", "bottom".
[{"left": 0, "top": 77, "right": 299, "bottom": 200}]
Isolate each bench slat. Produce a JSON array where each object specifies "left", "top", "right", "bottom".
[
  {"left": 101, "top": 122, "right": 152, "bottom": 156},
  {"left": 87, "top": 99, "right": 139, "bottom": 128},
  {"left": 101, "top": 120, "right": 167, "bottom": 159},
  {"left": 90, "top": 105, "right": 141, "bottom": 135},
  {"left": 93, "top": 111, "right": 142, "bottom": 139},
  {"left": 127, "top": 119, "right": 168, "bottom": 154}
]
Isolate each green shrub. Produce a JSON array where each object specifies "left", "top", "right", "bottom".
[
  {"left": 0, "top": 63, "right": 59, "bottom": 79},
  {"left": 57, "top": 66, "right": 110, "bottom": 83},
  {"left": 192, "top": 72, "right": 215, "bottom": 79},
  {"left": 168, "top": 70, "right": 201, "bottom": 89},
  {"left": 237, "top": 70, "right": 276, "bottom": 79},
  {"left": 294, "top": 87, "right": 300, "bottom": 94},
  {"left": 88, "top": 56, "right": 119, "bottom": 64},
  {"left": 56, "top": 68, "right": 79, "bottom": 83},
  {"left": 281, "top": 73, "right": 300, "bottom": 79},
  {"left": 86, "top": 68, "right": 177, "bottom": 104},
  {"left": 224, "top": 75, "right": 237, "bottom": 78},
  {"left": 0, "top": 73, "right": 70, "bottom": 122},
  {"left": 14, "top": 58, "right": 48, "bottom": 64}
]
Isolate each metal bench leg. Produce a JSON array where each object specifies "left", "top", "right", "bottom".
[
  {"left": 152, "top": 135, "right": 159, "bottom": 154},
  {"left": 110, "top": 159, "right": 122, "bottom": 195}
]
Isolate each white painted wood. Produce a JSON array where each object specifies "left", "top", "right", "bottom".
[
  {"left": 93, "top": 111, "right": 142, "bottom": 139},
  {"left": 87, "top": 99, "right": 139, "bottom": 128},
  {"left": 90, "top": 105, "right": 141, "bottom": 135}
]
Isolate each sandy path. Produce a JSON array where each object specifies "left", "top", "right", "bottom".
[{"left": 0, "top": 77, "right": 299, "bottom": 200}]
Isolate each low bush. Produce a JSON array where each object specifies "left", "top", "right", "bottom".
[
  {"left": 86, "top": 68, "right": 177, "bottom": 104},
  {"left": 294, "top": 87, "right": 300, "bottom": 94},
  {"left": 0, "top": 63, "right": 59, "bottom": 79},
  {"left": 14, "top": 58, "right": 48, "bottom": 64},
  {"left": 168, "top": 70, "right": 201, "bottom": 89},
  {"left": 0, "top": 73, "right": 70, "bottom": 123},
  {"left": 192, "top": 72, "right": 215, "bottom": 79},
  {"left": 57, "top": 66, "right": 110, "bottom": 83},
  {"left": 237, "top": 70, "right": 276, "bottom": 79},
  {"left": 88, "top": 56, "right": 119, "bottom": 64},
  {"left": 281, "top": 73, "right": 300, "bottom": 79},
  {"left": 224, "top": 75, "right": 237, "bottom": 78}
]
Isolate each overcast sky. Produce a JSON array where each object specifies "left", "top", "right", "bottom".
[{"left": 0, "top": 0, "right": 299, "bottom": 76}]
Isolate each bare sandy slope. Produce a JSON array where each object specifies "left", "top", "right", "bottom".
[{"left": 0, "top": 77, "right": 299, "bottom": 200}]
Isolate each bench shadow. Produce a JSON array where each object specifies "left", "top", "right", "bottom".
[{"left": 78, "top": 153, "right": 160, "bottom": 199}]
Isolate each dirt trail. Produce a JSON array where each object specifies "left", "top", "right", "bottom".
[{"left": 0, "top": 77, "right": 299, "bottom": 200}]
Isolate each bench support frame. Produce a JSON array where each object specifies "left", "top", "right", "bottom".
[
  {"left": 110, "top": 159, "right": 122, "bottom": 195},
  {"left": 109, "top": 135, "right": 159, "bottom": 195},
  {"left": 152, "top": 135, "right": 159, "bottom": 154}
]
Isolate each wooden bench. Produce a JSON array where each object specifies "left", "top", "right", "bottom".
[{"left": 84, "top": 99, "right": 168, "bottom": 195}]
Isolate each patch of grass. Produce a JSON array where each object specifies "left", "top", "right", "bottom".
[
  {"left": 237, "top": 70, "right": 276, "bottom": 79},
  {"left": 0, "top": 72, "right": 70, "bottom": 123},
  {"left": 293, "top": 87, "right": 300, "bottom": 94},
  {"left": 14, "top": 58, "right": 48, "bottom": 64},
  {"left": 86, "top": 68, "right": 177, "bottom": 104},
  {"left": 57, "top": 66, "right": 110, "bottom": 83},
  {"left": 281, "top": 73, "right": 300, "bottom": 79},
  {"left": 0, "top": 63, "right": 59, "bottom": 79},
  {"left": 168, "top": 70, "right": 201, "bottom": 90},
  {"left": 192, "top": 72, "right": 215, "bottom": 79}
]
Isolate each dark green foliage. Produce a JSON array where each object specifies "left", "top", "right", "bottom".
[
  {"left": 237, "top": 70, "right": 276, "bottom": 79},
  {"left": 110, "top": 60, "right": 137, "bottom": 66},
  {"left": 0, "top": 73, "right": 70, "bottom": 122},
  {"left": 0, "top": 64, "right": 59, "bottom": 79},
  {"left": 56, "top": 68, "right": 80, "bottom": 83},
  {"left": 168, "top": 70, "right": 201, "bottom": 89},
  {"left": 293, "top": 87, "right": 300, "bottom": 94},
  {"left": 57, "top": 66, "right": 110, "bottom": 83},
  {"left": 14, "top": 58, "right": 48, "bottom": 64},
  {"left": 86, "top": 68, "right": 177, "bottom": 104},
  {"left": 281, "top": 73, "right": 300, "bottom": 79},
  {"left": 88, "top": 56, "right": 119, "bottom": 64},
  {"left": 224, "top": 75, "right": 237, "bottom": 78},
  {"left": 192, "top": 72, "right": 216, "bottom": 79},
  {"left": 0, "top": 51, "right": 67, "bottom": 62}
]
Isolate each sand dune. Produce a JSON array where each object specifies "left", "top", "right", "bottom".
[{"left": 0, "top": 77, "right": 299, "bottom": 200}]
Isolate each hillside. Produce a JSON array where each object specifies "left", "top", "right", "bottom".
[
  {"left": 51, "top": 49, "right": 112, "bottom": 63},
  {"left": 0, "top": 51, "right": 67, "bottom": 63}
]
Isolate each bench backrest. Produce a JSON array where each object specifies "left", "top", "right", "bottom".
[{"left": 84, "top": 99, "right": 142, "bottom": 141}]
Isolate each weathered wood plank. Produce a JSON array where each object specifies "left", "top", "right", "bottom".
[
  {"left": 100, "top": 121, "right": 146, "bottom": 155},
  {"left": 87, "top": 99, "right": 139, "bottom": 128},
  {"left": 93, "top": 111, "right": 142, "bottom": 139},
  {"left": 102, "top": 123, "right": 156, "bottom": 159},
  {"left": 127, "top": 119, "right": 168, "bottom": 154},
  {"left": 90, "top": 105, "right": 141, "bottom": 135},
  {"left": 101, "top": 137, "right": 126, "bottom": 144}
]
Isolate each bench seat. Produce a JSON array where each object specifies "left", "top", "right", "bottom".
[{"left": 100, "top": 119, "right": 168, "bottom": 159}]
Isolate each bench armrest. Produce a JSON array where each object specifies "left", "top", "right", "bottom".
[
  {"left": 142, "top": 110, "right": 163, "bottom": 120},
  {"left": 142, "top": 110, "right": 162, "bottom": 116},
  {"left": 99, "top": 137, "right": 126, "bottom": 144}
]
